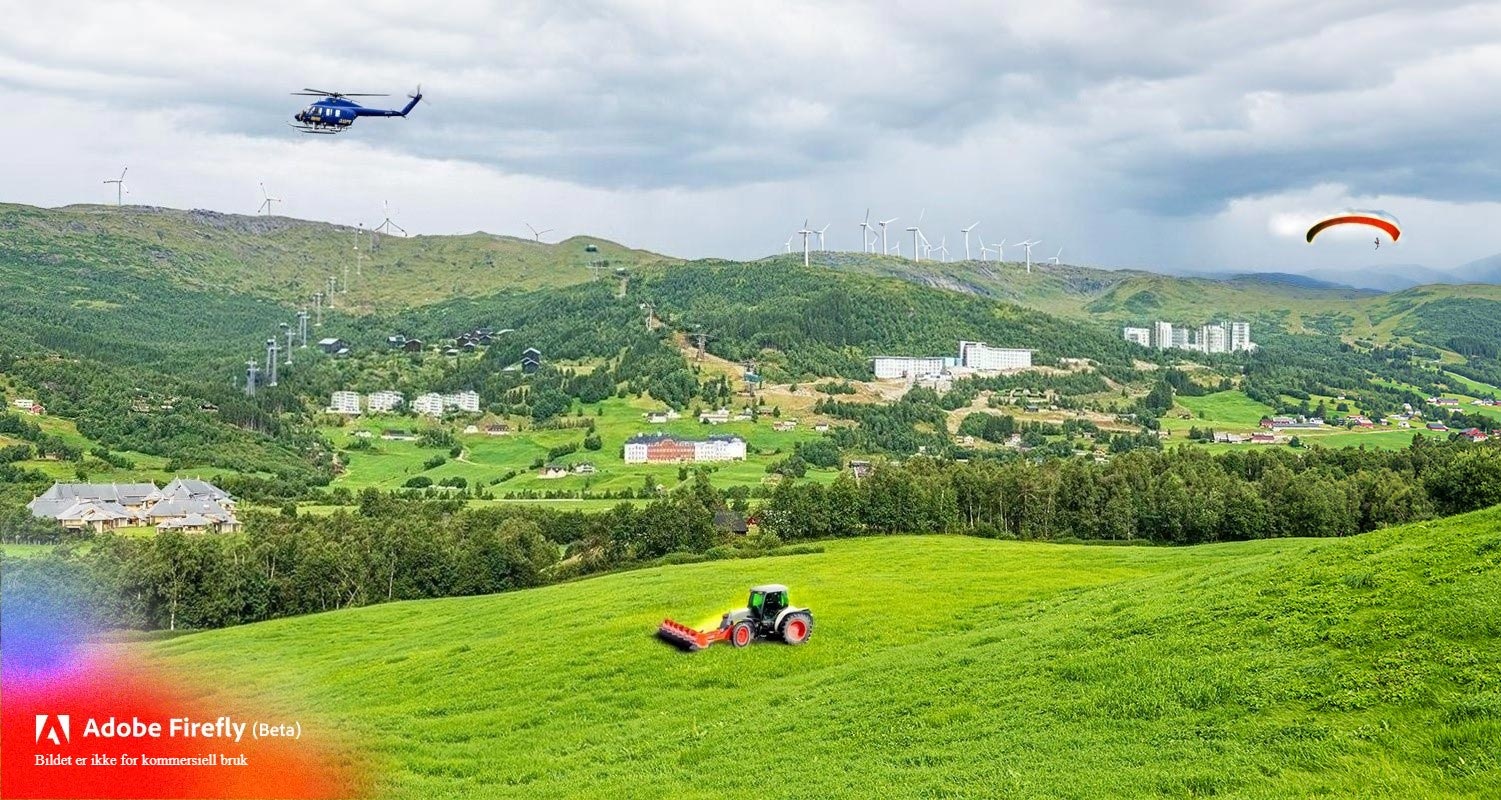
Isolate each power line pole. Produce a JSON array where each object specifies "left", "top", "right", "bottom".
[
  {"left": 354, "top": 223, "right": 365, "bottom": 278},
  {"left": 265, "top": 338, "right": 280, "bottom": 387}
]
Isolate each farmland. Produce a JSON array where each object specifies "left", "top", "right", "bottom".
[
  {"left": 324, "top": 395, "right": 833, "bottom": 496},
  {"left": 136, "top": 511, "right": 1501, "bottom": 798}
]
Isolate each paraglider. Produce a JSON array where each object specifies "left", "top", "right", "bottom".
[{"left": 1305, "top": 211, "right": 1401, "bottom": 247}]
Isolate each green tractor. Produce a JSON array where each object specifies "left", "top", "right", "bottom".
[{"left": 658, "top": 584, "right": 814, "bottom": 651}]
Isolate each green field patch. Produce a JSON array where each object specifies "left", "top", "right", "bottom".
[
  {"left": 1, "top": 543, "right": 56, "bottom": 559},
  {"left": 1162, "top": 390, "right": 1274, "bottom": 432}
]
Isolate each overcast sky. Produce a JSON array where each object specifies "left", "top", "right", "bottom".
[{"left": 3, "top": 1, "right": 1500, "bottom": 274}]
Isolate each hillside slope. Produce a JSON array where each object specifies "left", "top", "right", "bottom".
[
  {"left": 139, "top": 515, "right": 1501, "bottom": 798},
  {"left": 3, "top": 201, "right": 1496, "bottom": 349},
  {"left": 0, "top": 203, "right": 673, "bottom": 310},
  {"left": 803, "top": 251, "right": 1501, "bottom": 348}
]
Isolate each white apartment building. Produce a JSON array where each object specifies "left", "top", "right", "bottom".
[
  {"left": 1154, "top": 321, "right": 1174, "bottom": 350},
  {"left": 366, "top": 390, "right": 404, "bottom": 413},
  {"left": 1230, "top": 321, "right": 1254, "bottom": 351},
  {"left": 412, "top": 393, "right": 446, "bottom": 417},
  {"left": 871, "top": 356, "right": 946, "bottom": 379},
  {"left": 1137, "top": 320, "right": 1253, "bottom": 353},
  {"left": 328, "top": 391, "right": 361, "bottom": 415},
  {"left": 1199, "top": 324, "right": 1228, "bottom": 354},
  {"left": 444, "top": 390, "right": 481, "bottom": 413},
  {"left": 693, "top": 435, "right": 747, "bottom": 462},
  {"left": 957, "top": 341, "right": 1033, "bottom": 371}
]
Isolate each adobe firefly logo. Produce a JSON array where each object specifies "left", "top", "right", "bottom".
[{"left": 35, "top": 715, "right": 71, "bottom": 745}]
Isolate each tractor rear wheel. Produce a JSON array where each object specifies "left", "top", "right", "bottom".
[
  {"left": 730, "top": 621, "right": 754, "bottom": 648},
  {"left": 780, "top": 612, "right": 813, "bottom": 645}
]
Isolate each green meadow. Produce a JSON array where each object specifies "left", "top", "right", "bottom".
[
  {"left": 0, "top": 543, "right": 54, "bottom": 559},
  {"left": 1163, "top": 390, "right": 1274, "bottom": 432},
  {"left": 139, "top": 511, "right": 1501, "bottom": 798}
]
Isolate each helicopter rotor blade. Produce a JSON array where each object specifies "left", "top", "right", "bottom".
[{"left": 293, "top": 88, "right": 389, "bottom": 97}]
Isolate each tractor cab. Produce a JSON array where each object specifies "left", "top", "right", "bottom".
[{"left": 747, "top": 584, "right": 789, "bottom": 623}]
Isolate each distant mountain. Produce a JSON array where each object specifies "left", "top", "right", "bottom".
[
  {"left": 1226, "top": 272, "right": 1352, "bottom": 290},
  {"left": 1302, "top": 264, "right": 1460, "bottom": 292},
  {"left": 1183, "top": 265, "right": 1462, "bottom": 293},
  {"left": 813, "top": 253, "right": 1378, "bottom": 334},
  {"left": 1452, "top": 252, "right": 1501, "bottom": 284}
]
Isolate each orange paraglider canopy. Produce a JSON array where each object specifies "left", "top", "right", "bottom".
[{"left": 1306, "top": 211, "right": 1401, "bottom": 244}]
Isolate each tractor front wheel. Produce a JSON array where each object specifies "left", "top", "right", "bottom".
[
  {"left": 730, "top": 621, "right": 754, "bottom": 648},
  {"left": 780, "top": 612, "right": 813, "bottom": 645}
]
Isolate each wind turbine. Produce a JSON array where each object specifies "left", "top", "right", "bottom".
[
  {"left": 524, "top": 222, "right": 553, "bottom": 243},
  {"left": 783, "top": 234, "right": 794, "bottom": 254},
  {"left": 978, "top": 236, "right": 991, "bottom": 261},
  {"left": 374, "top": 201, "right": 406, "bottom": 236},
  {"left": 1048, "top": 246, "right": 1064, "bottom": 266},
  {"left": 877, "top": 217, "right": 897, "bottom": 255},
  {"left": 815, "top": 223, "right": 830, "bottom": 252},
  {"left": 960, "top": 221, "right": 979, "bottom": 261},
  {"left": 103, "top": 167, "right": 128, "bottom": 206},
  {"left": 905, "top": 209, "right": 926, "bottom": 263},
  {"left": 1018, "top": 240, "right": 1040, "bottom": 273},
  {"left": 258, "top": 182, "right": 281, "bottom": 215},
  {"left": 797, "top": 220, "right": 813, "bottom": 267},
  {"left": 935, "top": 236, "right": 949, "bottom": 263},
  {"left": 858, "top": 209, "right": 872, "bottom": 253}
]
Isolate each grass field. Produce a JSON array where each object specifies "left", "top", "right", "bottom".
[
  {"left": 1185, "top": 426, "right": 1445, "bottom": 454},
  {"left": 1163, "top": 390, "right": 1274, "bottom": 432},
  {"left": 0, "top": 543, "right": 54, "bottom": 559},
  {"left": 1444, "top": 372, "right": 1501, "bottom": 398},
  {"left": 136, "top": 512, "right": 1501, "bottom": 798}
]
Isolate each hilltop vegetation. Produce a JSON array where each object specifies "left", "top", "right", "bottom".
[
  {"left": 0, "top": 203, "right": 671, "bottom": 309},
  {"left": 121, "top": 514, "right": 1501, "bottom": 798}
]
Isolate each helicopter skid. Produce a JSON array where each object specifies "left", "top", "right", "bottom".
[{"left": 288, "top": 123, "right": 342, "bottom": 135}]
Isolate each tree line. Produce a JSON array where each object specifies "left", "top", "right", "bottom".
[{"left": 757, "top": 437, "right": 1500, "bottom": 543}]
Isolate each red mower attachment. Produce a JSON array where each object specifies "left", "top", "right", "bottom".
[{"left": 656, "top": 618, "right": 728, "bottom": 651}]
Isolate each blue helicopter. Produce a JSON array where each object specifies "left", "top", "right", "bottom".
[{"left": 290, "top": 86, "right": 422, "bottom": 134}]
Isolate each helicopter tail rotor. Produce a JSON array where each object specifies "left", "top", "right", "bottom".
[{"left": 399, "top": 85, "right": 424, "bottom": 116}]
